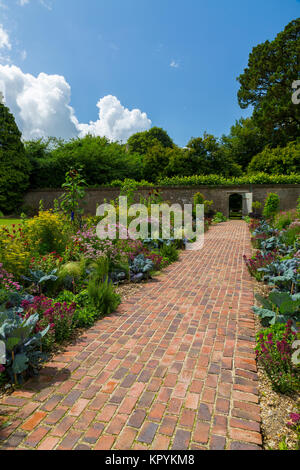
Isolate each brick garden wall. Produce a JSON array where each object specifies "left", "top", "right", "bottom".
[{"left": 23, "top": 184, "right": 300, "bottom": 217}]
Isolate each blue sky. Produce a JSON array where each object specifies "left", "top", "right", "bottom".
[{"left": 0, "top": 0, "right": 299, "bottom": 146}]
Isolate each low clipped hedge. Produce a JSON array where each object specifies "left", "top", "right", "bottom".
[{"left": 108, "top": 173, "right": 300, "bottom": 188}]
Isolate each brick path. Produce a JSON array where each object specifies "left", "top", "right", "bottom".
[{"left": 0, "top": 221, "right": 262, "bottom": 450}]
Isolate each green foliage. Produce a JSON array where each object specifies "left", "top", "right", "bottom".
[
  {"left": 59, "top": 167, "right": 87, "bottom": 224},
  {"left": 221, "top": 117, "right": 266, "bottom": 170},
  {"left": 212, "top": 212, "right": 227, "bottom": 224},
  {"left": 0, "top": 309, "right": 49, "bottom": 384},
  {"left": 55, "top": 289, "right": 100, "bottom": 328},
  {"left": 255, "top": 321, "right": 299, "bottom": 393},
  {"left": 0, "top": 103, "right": 31, "bottom": 213},
  {"left": 127, "top": 127, "right": 174, "bottom": 155},
  {"left": 252, "top": 201, "right": 262, "bottom": 211},
  {"left": 87, "top": 277, "right": 121, "bottom": 314},
  {"left": 253, "top": 291, "right": 300, "bottom": 326},
  {"left": 22, "top": 269, "right": 58, "bottom": 294},
  {"left": 274, "top": 210, "right": 297, "bottom": 230},
  {"left": 263, "top": 193, "right": 280, "bottom": 220},
  {"left": 186, "top": 134, "right": 242, "bottom": 177},
  {"left": 157, "top": 173, "right": 300, "bottom": 186},
  {"left": 281, "top": 225, "right": 300, "bottom": 246},
  {"left": 57, "top": 258, "right": 87, "bottom": 292},
  {"left": 237, "top": 19, "right": 300, "bottom": 147},
  {"left": 23, "top": 210, "right": 69, "bottom": 256},
  {"left": 160, "top": 244, "right": 179, "bottom": 264},
  {"left": 28, "top": 135, "right": 144, "bottom": 189},
  {"left": 248, "top": 141, "right": 300, "bottom": 175}
]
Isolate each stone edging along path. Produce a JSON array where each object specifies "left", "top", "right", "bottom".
[{"left": 0, "top": 221, "right": 262, "bottom": 450}]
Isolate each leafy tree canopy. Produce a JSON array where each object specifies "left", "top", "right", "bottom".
[
  {"left": 221, "top": 117, "right": 266, "bottom": 169},
  {"left": 248, "top": 140, "right": 300, "bottom": 175},
  {"left": 127, "top": 126, "right": 174, "bottom": 155},
  {"left": 0, "top": 102, "right": 31, "bottom": 213},
  {"left": 237, "top": 18, "right": 300, "bottom": 147}
]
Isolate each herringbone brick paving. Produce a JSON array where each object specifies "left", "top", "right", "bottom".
[{"left": 0, "top": 221, "right": 262, "bottom": 450}]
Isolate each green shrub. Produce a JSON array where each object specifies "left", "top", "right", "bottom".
[
  {"left": 160, "top": 244, "right": 179, "bottom": 264},
  {"left": 274, "top": 210, "right": 297, "bottom": 230},
  {"left": 281, "top": 225, "right": 300, "bottom": 246},
  {"left": 255, "top": 321, "right": 299, "bottom": 393},
  {"left": 155, "top": 173, "right": 300, "bottom": 187},
  {"left": 212, "top": 212, "right": 227, "bottom": 223},
  {"left": 263, "top": 193, "right": 280, "bottom": 221},
  {"left": 88, "top": 277, "right": 121, "bottom": 314}
]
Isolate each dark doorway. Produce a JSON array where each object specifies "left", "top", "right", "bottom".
[{"left": 229, "top": 193, "right": 243, "bottom": 219}]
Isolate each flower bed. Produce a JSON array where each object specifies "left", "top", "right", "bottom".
[
  {"left": 244, "top": 196, "right": 300, "bottom": 450},
  {"left": 0, "top": 175, "right": 212, "bottom": 388}
]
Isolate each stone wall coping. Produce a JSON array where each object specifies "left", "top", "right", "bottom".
[{"left": 26, "top": 183, "right": 300, "bottom": 193}]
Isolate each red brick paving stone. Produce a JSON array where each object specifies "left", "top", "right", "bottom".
[
  {"left": 179, "top": 409, "right": 195, "bottom": 429},
  {"left": 151, "top": 434, "right": 170, "bottom": 450},
  {"left": 229, "top": 428, "right": 262, "bottom": 446},
  {"left": 51, "top": 415, "right": 77, "bottom": 437},
  {"left": 212, "top": 415, "right": 227, "bottom": 436},
  {"left": 118, "top": 396, "right": 138, "bottom": 415},
  {"left": 16, "top": 402, "right": 40, "bottom": 420},
  {"left": 113, "top": 427, "right": 137, "bottom": 450},
  {"left": 167, "top": 398, "right": 182, "bottom": 415},
  {"left": 69, "top": 398, "right": 89, "bottom": 417},
  {"left": 73, "top": 410, "right": 97, "bottom": 430},
  {"left": 23, "top": 426, "right": 50, "bottom": 448},
  {"left": 160, "top": 416, "right": 178, "bottom": 436},
  {"left": 209, "top": 435, "right": 226, "bottom": 450},
  {"left": 21, "top": 411, "right": 47, "bottom": 431},
  {"left": 94, "top": 435, "right": 115, "bottom": 450},
  {"left": 37, "top": 436, "right": 60, "bottom": 450},
  {"left": 172, "top": 429, "right": 191, "bottom": 450},
  {"left": 56, "top": 430, "right": 83, "bottom": 450},
  {"left": 82, "top": 422, "right": 105, "bottom": 444},
  {"left": 148, "top": 403, "right": 166, "bottom": 422},
  {"left": 230, "top": 441, "right": 262, "bottom": 450},
  {"left": 0, "top": 221, "right": 262, "bottom": 450},
  {"left": 193, "top": 422, "right": 210, "bottom": 444},
  {"left": 137, "top": 421, "right": 158, "bottom": 444},
  {"left": 97, "top": 404, "right": 117, "bottom": 422},
  {"left": 43, "top": 406, "right": 67, "bottom": 425},
  {"left": 106, "top": 414, "right": 128, "bottom": 435},
  {"left": 128, "top": 409, "right": 146, "bottom": 428}
]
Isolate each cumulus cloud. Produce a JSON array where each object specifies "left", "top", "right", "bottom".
[
  {"left": 76, "top": 95, "right": 151, "bottom": 142},
  {"left": 0, "top": 64, "right": 151, "bottom": 142},
  {"left": 0, "top": 24, "right": 11, "bottom": 50}
]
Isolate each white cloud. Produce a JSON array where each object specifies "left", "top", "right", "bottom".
[
  {"left": 0, "top": 64, "right": 151, "bottom": 142},
  {"left": 76, "top": 95, "right": 151, "bottom": 142},
  {"left": 170, "top": 60, "right": 179, "bottom": 68},
  {"left": 18, "top": 0, "right": 53, "bottom": 8},
  {"left": 0, "top": 24, "right": 11, "bottom": 50}
]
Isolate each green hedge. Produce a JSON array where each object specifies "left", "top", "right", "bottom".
[{"left": 108, "top": 173, "right": 300, "bottom": 188}]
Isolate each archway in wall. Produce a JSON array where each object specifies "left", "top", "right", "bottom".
[{"left": 229, "top": 193, "right": 243, "bottom": 219}]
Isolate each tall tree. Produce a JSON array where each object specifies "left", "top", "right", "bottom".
[
  {"left": 186, "top": 133, "right": 242, "bottom": 177},
  {"left": 0, "top": 102, "right": 31, "bottom": 213},
  {"left": 237, "top": 18, "right": 300, "bottom": 147},
  {"left": 221, "top": 117, "right": 266, "bottom": 170},
  {"left": 127, "top": 127, "right": 174, "bottom": 155}
]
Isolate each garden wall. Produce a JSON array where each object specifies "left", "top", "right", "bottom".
[{"left": 23, "top": 184, "right": 300, "bottom": 217}]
